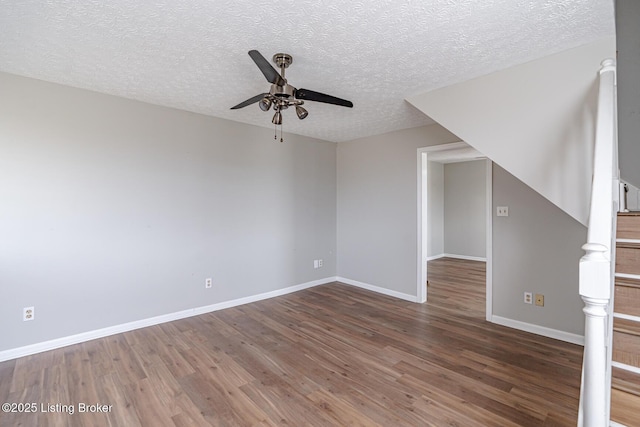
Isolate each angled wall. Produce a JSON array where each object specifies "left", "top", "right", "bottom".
[
  {"left": 407, "top": 37, "right": 616, "bottom": 226},
  {"left": 492, "top": 165, "right": 587, "bottom": 337}
]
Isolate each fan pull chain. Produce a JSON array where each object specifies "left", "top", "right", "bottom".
[{"left": 280, "top": 122, "right": 284, "bottom": 143}]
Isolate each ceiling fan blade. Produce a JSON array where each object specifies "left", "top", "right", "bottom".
[
  {"left": 230, "top": 93, "right": 269, "bottom": 110},
  {"left": 295, "top": 88, "right": 353, "bottom": 108},
  {"left": 248, "top": 50, "right": 285, "bottom": 86}
]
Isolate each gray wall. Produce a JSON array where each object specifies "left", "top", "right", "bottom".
[
  {"left": 1, "top": 70, "right": 591, "bottom": 352},
  {"left": 427, "top": 161, "right": 444, "bottom": 257},
  {"left": 0, "top": 72, "right": 337, "bottom": 352},
  {"left": 337, "top": 126, "right": 586, "bottom": 335},
  {"left": 336, "top": 125, "right": 459, "bottom": 295},
  {"left": 616, "top": 0, "right": 640, "bottom": 188},
  {"left": 444, "top": 160, "right": 486, "bottom": 258},
  {"left": 407, "top": 37, "right": 615, "bottom": 227},
  {"left": 492, "top": 165, "right": 587, "bottom": 335}
]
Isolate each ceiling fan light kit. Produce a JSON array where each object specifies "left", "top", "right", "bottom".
[
  {"left": 271, "top": 110, "right": 282, "bottom": 125},
  {"left": 295, "top": 105, "right": 308, "bottom": 120},
  {"left": 231, "top": 50, "right": 353, "bottom": 142},
  {"left": 259, "top": 97, "right": 272, "bottom": 111}
]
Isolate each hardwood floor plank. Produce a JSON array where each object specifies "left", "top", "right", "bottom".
[
  {"left": 8, "top": 357, "right": 44, "bottom": 394},
  {"left": 0, "top": 359, "right": 15, "bottom": 403},
  {"left": 394, "top": 360, "right": 548, "bottom": 425},
  {"left": 37, "top": 363, "right": 71, "bottom": 427},
  {"left": 238, "top": 383, "right": 337, "bottom": 426},
  {"left": 611, "top": 386, "right": 640, "bottom": 426},
  {"left": 401, "top": 372, "right": 524, "bottom": 427},
  {"left": 138, "top": 337, "right": 195, "bottom": 381},
  {"left": 104, "top": 335, "right": 147, "bottom": 386},
  {"left": 178, "top": 343, "right": 254, "bottom": 390},
  {"left": 0, "top": 258, "right": 584, "bottom": 426},
  {"left": 96, "top": 372, "right": 143, "bottom": 427},
  {"left": 124, "top": 378, "right": 176, "bottom": 427},
  {"left": 306, "top": 389, "right": 383, "bottom": 427},
  {"left": 3, "top": 380, "right": 43, "bottom": 427},
  {"left": 64, "top": 348, "right": 110, "bottom": 427}
]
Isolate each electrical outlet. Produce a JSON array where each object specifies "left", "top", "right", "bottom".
[
  {"left": 313, "top": 260, "right": 319, "bottom": 269},
  {"left": 497, "top": 206, "right": 509, "bottom": 217},
  {"left": 535, "top": 294, "right": 544, "bottom": 307},
  {"left": 205, "top": 278, "right": 212, "bottom": 289},
  {"left": 318, "top": 259, "right": 323, "bottom": 268},
  {"left": 23, "top": 306, "right": 34, "bottom": 321},
  {"left": 524, "top": 292, "right": 532, "bottom": 304}
]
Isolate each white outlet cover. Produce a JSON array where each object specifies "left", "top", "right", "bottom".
[
  {"left": 497, "top": 206, "right": 509, "bottom": 217},
  {"left": 23, "top": 306, "right": 35, "bottom": 321},
  {"left": 205, "top": 278, "right": 212, "bottom": 288},
  {"left": 524, "top": 292, "right": 533, "bottom": 304},
  {"left": 318, "top": 259, "right": 323, "bottom": 268}
]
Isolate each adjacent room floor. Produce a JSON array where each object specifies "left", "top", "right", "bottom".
[{"left": 0, "top": 258, "right": 583, "bottom": 426}]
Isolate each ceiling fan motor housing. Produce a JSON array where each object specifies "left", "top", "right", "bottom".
[{"left": 270, "top": 83, "right": 295, "bottom": 98}]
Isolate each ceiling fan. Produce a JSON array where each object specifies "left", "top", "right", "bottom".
[{"left": 231, "top": 50, "right": 353, "bottom": 141}]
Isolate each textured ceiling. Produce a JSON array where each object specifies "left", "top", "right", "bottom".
[{"left": 0, "top": 0, "right": 615, "bottom": 142}]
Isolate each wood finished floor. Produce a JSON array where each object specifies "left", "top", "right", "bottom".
[{"left": 0, "top": 258, "right": 584, "bottom": 426}]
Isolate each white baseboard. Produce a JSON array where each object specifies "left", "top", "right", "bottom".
[
  {"left": 336, "top": 276, "right": 418, "bottom": 302},
  {"left": 491, "top": 315, "right": 584, "bottom": 346},
  {"left": 0, "top": 277, "right": 336, "bottom": 362},
  {"left": 426, "top": 253, "right": 486, "bottom": 262},
  {"left": 442, "top": 253, "right": 487, "bottom": 262}
]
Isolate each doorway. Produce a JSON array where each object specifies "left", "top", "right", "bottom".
[{"left": 417, "top": 142, "right": 493, "bottom": 321}]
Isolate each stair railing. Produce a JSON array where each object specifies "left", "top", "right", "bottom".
[{"left": 577, "top": 59, "right": 618, "bottom": 427}]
